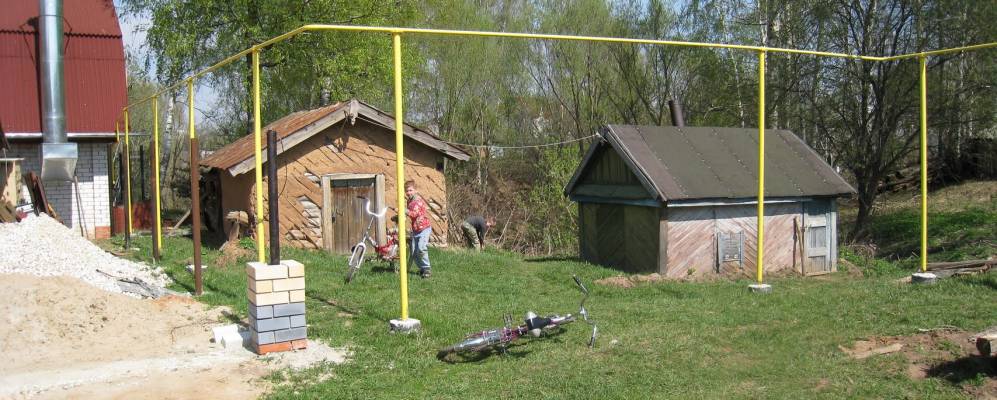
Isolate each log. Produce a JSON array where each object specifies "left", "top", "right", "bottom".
[
  {"left": 926, "top": 259, "right": 995, "bottom": 278},
  {"left": 926, "top": 259, "right": 996, "bottom": 270}
]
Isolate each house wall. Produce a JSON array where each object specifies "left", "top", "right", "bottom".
[
  {"left": 5, "top": 142, "right": 111, "bottom": 238},
  {"left": 216, "top": 119, "right": 450, "bottom": 248},
  {"left": 666, "top": 201, "right": 823, "bottom": 278}
]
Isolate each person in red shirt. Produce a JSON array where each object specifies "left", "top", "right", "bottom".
[{"left": 404, "top": 180, "right": 432, "bottom": 278}]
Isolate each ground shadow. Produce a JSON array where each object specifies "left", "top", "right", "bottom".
[
  {"left": 926, "top": 355, "right": 996, "bottom": 384},
  {"left": 437, "top": 342, "right": 534, "bottom": 364},
  {"left": 305, "top": 291, "right": 384, "bottom": 323}
]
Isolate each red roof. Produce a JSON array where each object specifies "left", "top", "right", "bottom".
[{"left": 0, "top": 0, "right": 126, "bottom": 139}]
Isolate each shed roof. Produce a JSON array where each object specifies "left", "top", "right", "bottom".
[
  {"left": 565, "top": 125, "right": 855, "bottom": 201},
  {"left": 200, "top": 99, "right": 471, "bottom": 176},
  {"left": 0, "top": 0, "right": 126, "bottom": 140}
]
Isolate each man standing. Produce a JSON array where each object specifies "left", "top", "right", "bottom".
[
  {"left": 404, "top": 180, "right": 432, "bottom": 279},
  {"left": 461, "top": 215, "right": 495, "bottom": 251}
]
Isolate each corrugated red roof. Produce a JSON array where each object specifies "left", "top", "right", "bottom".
[
  {"left": 0, "top": 0, "right": 122, "bottom": 36},
  {"left": 0, "top": 0, "right": 126, "bottom": 138}
]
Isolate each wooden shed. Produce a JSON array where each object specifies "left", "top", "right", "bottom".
[
  {"left": 564, "top": 125, "right": 855, "bottom": 278},
  {"left": 200, "top": 99, "right": 470, "bottom": 251}
]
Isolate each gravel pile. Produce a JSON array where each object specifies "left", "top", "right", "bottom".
[{"left": 0, "top": 214, "right": 171, "bottom": 294}]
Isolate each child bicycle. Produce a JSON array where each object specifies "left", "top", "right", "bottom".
[
  {"left": 346, "top": 197, "right": 399, "bottom": 283},
  {"left": 437, "top": 275, "right": 597, "bottom": 359}
]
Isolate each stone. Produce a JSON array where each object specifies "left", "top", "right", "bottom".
[
  {"left": 249, "top": 304, "right": 273, "bottom": 319},
  {"left": 211, "top": 324, "right": 239, "bottom": 344},
  {"left": 274, "top": 327, "right": 307, "bottom": 342},
  {"left": 283, "top": 260, "right": 305, "bottom": 278},
  {"left": 273, "top": 302, "right": 305, "bottom": 317},
  {"left": 251, "top": 316, "right": 290, "bottom": 332},
  {"left": 272, "top": 277, "right": 305, "bottom": 292},
  {"left": 247, "top": 289, "right": 289, "bottom": 306},
  {"left": 246, "top": 262, "right": 288, "bottom": 280}
]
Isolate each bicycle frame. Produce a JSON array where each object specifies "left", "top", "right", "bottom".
[
  {"left": 346, "top": 197, "right": 398, "bottom": 283},
  {"left": 438, "top": 275, "right": 597, "bottom": 357}
]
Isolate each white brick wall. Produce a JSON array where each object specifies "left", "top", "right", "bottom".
[{"left": 4, "top": 142, "right": 111, "bottom": 237}]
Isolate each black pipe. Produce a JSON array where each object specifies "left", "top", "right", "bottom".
[
  {"left": 668, "top": 99, "right": 685, "bottom": 128},
  {"left": 139, "top": 145, "right": 146, "bottom": 201},
  {"left": 267, "top": 129, "right": 280, "bottom": 265}
]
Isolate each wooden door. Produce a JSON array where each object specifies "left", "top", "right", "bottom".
[
  {"left": 803, "top": 201, "right": 831, "bottom": 274},
  {"left": 321, "top": 174, "right": 384, "bottom": 254}
]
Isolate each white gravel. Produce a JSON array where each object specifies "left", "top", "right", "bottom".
[{"left": 0, "top": 214, "right": 171, "bottom": 294}]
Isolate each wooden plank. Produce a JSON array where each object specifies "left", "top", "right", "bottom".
[
  {"left": 624, "top": 205, "right": 659, "bottom": 273},
  {"left": 666, "top": 206, "right": 716, "bottom": 278},
  {"left": 596, "top": 204, "right": 626, "bottom": 269}
]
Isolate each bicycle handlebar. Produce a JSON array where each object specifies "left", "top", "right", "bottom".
[{"left": 357, "top": 196, "right": 388, "bottom": 218}]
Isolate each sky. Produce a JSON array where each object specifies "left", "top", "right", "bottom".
[{"left": 114, "top": 1, "right": 220, "bottom": 125}]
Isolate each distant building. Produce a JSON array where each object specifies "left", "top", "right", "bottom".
[
  {"left": 0, "top": 0, "right": 126, "bottom": 238},
  {"left": 565, "top": 125, "right": 855, "bottom": 277},
  {"left": 200, "top": 99, "right": 470, "bottom": 251}
]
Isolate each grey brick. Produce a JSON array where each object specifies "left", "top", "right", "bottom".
[
  {"left": 251, "top": 316, "right": 290, "bottom": 332},
  {"left": 274, "top": 327, "right": 307, "bottom": 342},
  {"left": 249, "top": 304, "right": 273, "bottom": 319},
  {"left": 252, "top": 329, "right": 275, "bottom": 345},
  {"left": 272, "top": 302, "right": 305, "bottom": 317},
  {"left": 289, "top": 314, "right": 306, "bottom": 328}
]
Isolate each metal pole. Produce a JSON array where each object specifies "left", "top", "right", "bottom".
[
  {"left": 919, "top": 55, "right": 929, "bottom": 272},
  {"left": 252, "top": 49, "right": 266, "bottom": 263},
  {"left": 393, "top": 32, "right": 410, "bottom": 320},
  {"left": 267, "top": 129, "right": 280, "bottom": 265},
  {"left": 152, "top": 98, "right": 162, "bottom": 259},
  {"left": 756, "top": 50, "right": 766, "bottom": 284},
  {"left": 124, "top": 110, "right": 132, "bottom": 248},
  {"left": 188, "top": 79, "right": 203, "bottom": 295}
]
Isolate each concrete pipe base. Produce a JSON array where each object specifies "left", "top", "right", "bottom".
[
  {"left": 389, "top": 318, "right": 422, "bottom": 334},
  {"left": 911, "top": 272, "right": 938, "bottom": 285},
  {"left": 748, "top": 283, "right": 773, "bottom": 294}
]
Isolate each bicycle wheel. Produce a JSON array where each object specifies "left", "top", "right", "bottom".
[{"left": 346, "top": 243, "right": 367, "bottom": 283}]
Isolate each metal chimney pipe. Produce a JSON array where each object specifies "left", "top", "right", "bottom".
[
  {"left": 40, "top": 0, "right": 65, "bottom": 143},
  {"left": 40, "top": 0, "right": 77, "bottom": 181},
  {"left": 668, "top": 99, "right": 685, "bottom": 128}
]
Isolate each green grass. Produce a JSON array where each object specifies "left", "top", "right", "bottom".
[
  {"left": 840, "top": 180, "right": 997, "bottom": 264},
  {"left": 106, "top": 234, "right": 997, "bottom": 399}
]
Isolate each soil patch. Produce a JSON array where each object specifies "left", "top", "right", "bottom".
[{"left": 841, "top": 328, "right": 996, "bottom": 398}]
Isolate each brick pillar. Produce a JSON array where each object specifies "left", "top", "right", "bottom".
[{"left": 246, "top": 259, "right": 307, "bottom": 354}]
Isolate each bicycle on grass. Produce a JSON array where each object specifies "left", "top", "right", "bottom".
[
  {"left": 437, "top": 275, "right": 597, "bottom": 358},
  {"left": 346, "top": 197, "right": 399, "bottom": 283}
]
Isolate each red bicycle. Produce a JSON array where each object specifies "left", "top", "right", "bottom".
[
  {"left": 346, "top": 197, "right": 399, "bottom": 283},
  {"left": 437, "top": 275, "right": 597, "bottom": 358}
]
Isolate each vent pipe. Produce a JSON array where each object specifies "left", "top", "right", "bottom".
[
  {"left": 40, "top": 0, "right": 77, "bottom": 181},
  {"left": 668, "top": 99, "right": 685, "bottom": 128}
]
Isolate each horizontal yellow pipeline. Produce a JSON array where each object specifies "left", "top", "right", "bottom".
[{"left": 119, "top": 23, "right": 995, "bottom": 112}]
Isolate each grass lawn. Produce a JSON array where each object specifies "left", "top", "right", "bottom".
[{"left": 109, "top": 231, "right": 997, "bottom": 399}]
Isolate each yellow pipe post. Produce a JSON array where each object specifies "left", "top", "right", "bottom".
[
  {"left": 392, "top": 32, "right": 410, "bottom": 321},
  {"left": 756, "top": 50, "right": 766, "bottom": 284},
  {"left": 152, "top": 97, "right": 163, "bottom": 256},
  {"left": 252, "top": 49, "right": 266, "bottom": 263},
  {"left": 919, "top": 55, "right": 929, "bottom": 272},
  {"left": 124, "top": 110, "right": 132, "bottom": 237}
]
